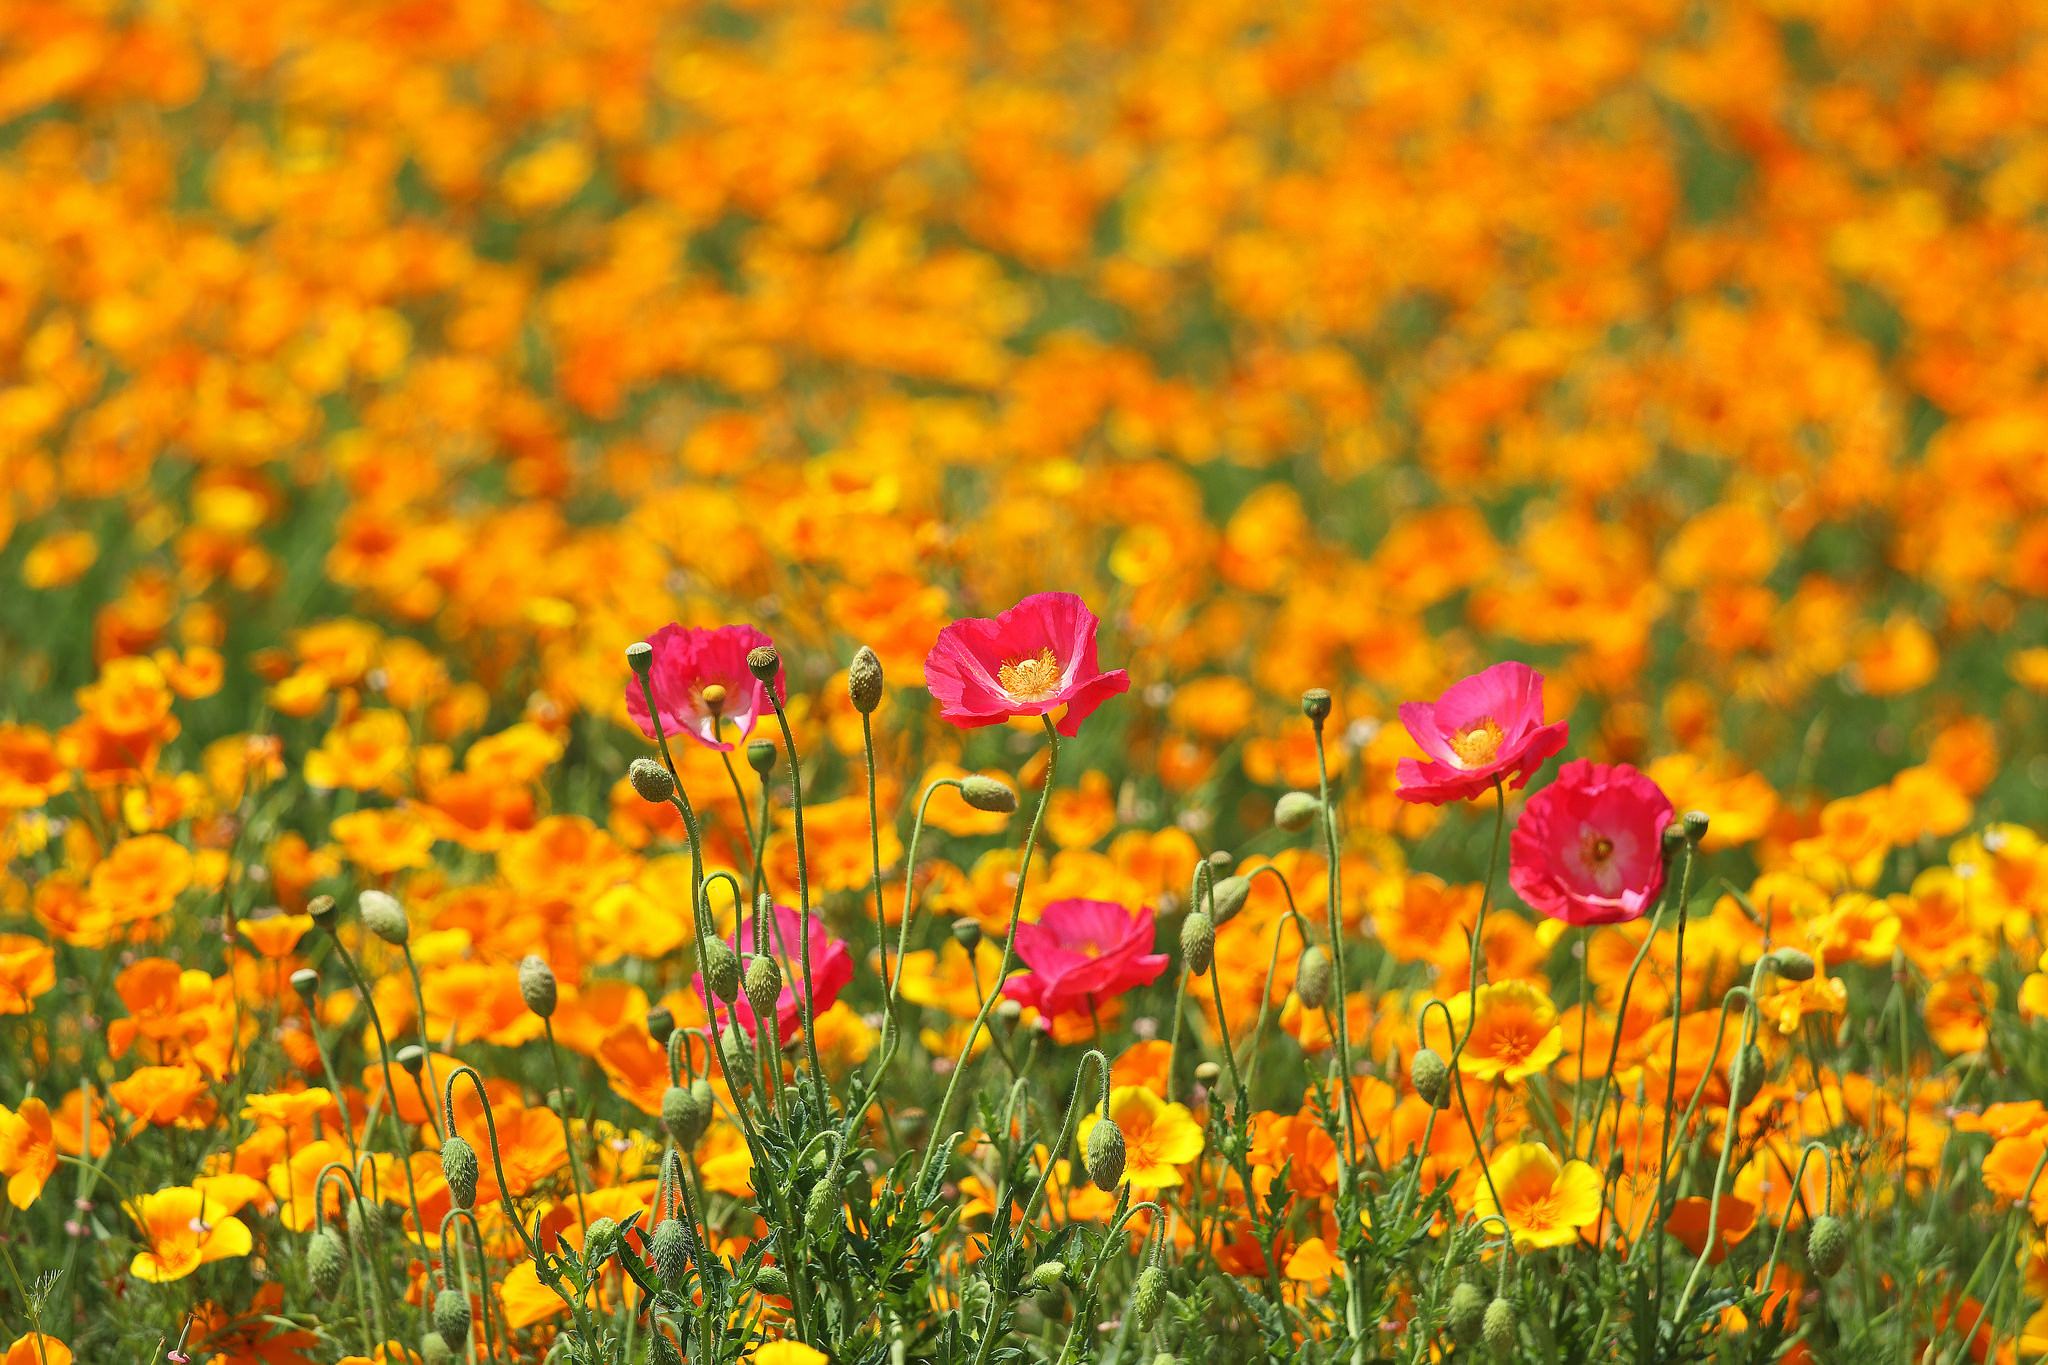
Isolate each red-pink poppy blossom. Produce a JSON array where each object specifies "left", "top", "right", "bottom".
[
  {"left": 924, "top": 592, "right": 1129, "bottom": 737},
  {"left": 625, "top": 623, "right": 785, "bottom": 753},
  {"left": 1509, "top": 759, "right": 1675, "bottom": 926},
  {"left": 1395, "top": 661, "right": 1569, "bottom": 805},
  {"left": 1000, "top": 899, "right": 1168, "bottom": 1020},
  {"left": 694, "top": 903, "right": 853, "bottom": 1039}
]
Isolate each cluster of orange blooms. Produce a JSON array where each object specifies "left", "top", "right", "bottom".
[{"left": 0, "top": 0, "right": 2047, "bottom": 1361}]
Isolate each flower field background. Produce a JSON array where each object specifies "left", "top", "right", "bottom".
[{"left": 2, "top": 0, "right": 2048, "bottom": 1361}]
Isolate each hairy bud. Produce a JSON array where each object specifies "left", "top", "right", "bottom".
[
  {"left": 346, "top": 1196, "right": 382, "bottom": 1244},
  {"left": 441, "top": 1135, "right": 478, "bottom": 1210},
  {"left": 1807, "top": 1214, "right": 1850, "bottom": 1277},
  {"left": 1410, "top": 1048, "right": 1452, "bottom": 1109},
  {"left": 629, "top": 757, "right": 676, "bottom": 804},
  {"left": 719, "top": 1029, "right": 754, "bottom": 1095},
  {"left": 756, "top": 1265, "right": 790, "bottom": 1296},
  {"left": 1295, "top": 944, "right": 1332, "bottom": 1010},
  {"left": 662, "top": 1084, "right": 706, "bottom": 1149},
  {"left": 434, "top": 1288, "right": 471, "bottom": 1346},
  {"left": 1180, "top": 911, "right": 1215, "bottom": 976},
  {"left": 704, "top": 938, "right": 741, "bottom": 1004},
  {"left": 805, "top": 1179, "right": 839, "bottom": 1239},
  {"left": 1732, "top": 1042, "right": 1766, "bottom": 1110},
  {"left": 421, "top": 1332, "right": 454, "bottom": 1365},
  {"left": 746, "top": 645, "right": 780, "bottom": 684},
  {"left": 652, "top": 1218, "right": 690, "bottom": 1290},
  {"left": 959, "top": 774, "right": 1019, "bottom": 813},
  {"left": 358, "top": 890, "right": 408, "bottom": 945},
  {"left": 518, "top": 955, "right": 557, "bottom": 1018},
  {"left": 1207, "top": 875, "right": 1250, "bottom": 927},
  {"left": 1482, "top": 1297, "right": 1516, "bottom": 1354},
  {"left": 847, "top": 646, "right": 884, "bottom": 713},
  {"left": 1448, "top": 1282, "right": 1487, "bottom": 1345},
  {"left": 308, "top": 1226, "right": 347, "bottom": 1300},
  {"left": 1132, "top": 1265, "right": 1165, "bottom": 1329},
  {"left": 744, "top": 954, "right": 784, "bottom": 1027},
  {"left": 1273, "top": 791, "right": 1322, "bottom": 832},
  {"left": 1767, "top": 947, "right": 1816, "bottom": 982},
  {"left": 646, "top": 1005, "right": 675, "bottom": 1045},
  {"left": 1085, "top": 1119, "right": 1126, "bottom": 1189},
  {"left": 584, "top": 1216, "right": 621, "bottom": 1269}
]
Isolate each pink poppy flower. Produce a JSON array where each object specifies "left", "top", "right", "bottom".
[
  {"left": 924, "top": 592, "right": 1129, "bottom": 737},
  {"left": 625, "top": 623, "right": 785, "bottom": 753},
  {"left": 1000, "top": 899, "right": 1168, "bottom": 1020},
  {"left": 694, "top": 902, "right": 854, "bottom": 1040},
  {"left": 1395, "top": 661, "right": 1570, "bottom": 805},
  {"left": 1509, "top": 759, "right": 1675, "bottom": 926}
]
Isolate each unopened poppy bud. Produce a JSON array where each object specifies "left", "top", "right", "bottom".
[
  {"left": 434, "top": 1288, "right": 471, "bottom": 1345},
  {"left": 959, "top": 774, "right": 1018, "bottom": 813},
  {"left": 441, "top": 1135, "right": 478, "bottom": 1209},
  {"left": 744, "top": 954, "right": 783, "bottom": 1023},
  {"left": 805, "top": 1180, "right": 838, "bottom": 1238},
  {"left": 518, "top": 955, "right": 557, "bottom": 1017},
  {"left": 719, "top": 1030, "right": 754, "bottom": 1094},
  {"left": 1274, "top": 791, "right": 1321, "bottom": 832},
  {"left": 662, "top": 1085, "right": 696, "bottom": 1148},
  {"left": 704, "top": 939, "right": 741, "bottom": 1004},
  {"left": 1085, "top": 1118, "right": 1126, "bottom": 1188},
  {"left": 584, "top": 1216, "right": 620, "bottom": 1267},
  {"left": 1295, "top": 944, "right": 1333, "bottom": 1010},
  {"left": 1682, "top": 809, "right": 1710, "bottom": 842},
  {"left": 1301, "top": 688, "right": 1332, "bottom": 723},
  {"left": 396, "top": 1044, "right": 425, "bottom": 1076},
  {"left": 756, "top": 1265, "right": 790, "bottom": 1296},
  {"left": 746, "top": 645, "right": 780, "bottom": 683},
  {"left": 951, "top": 919, "right": 983, "bottom": 951},
  {"left": 1808, "top": 1214, "right": 1850, "bottom": 1277},
  {"left": 626, "top": 641, "right": 655, "bottom": 677},
  {"left": 308, "top": 1226, "right": 347, "bottom": 1300},
  {"left": 1768, "top": 947, "right": 1816, "bottom": 981},
  {"left": 961, "top": 1276, "right": 994, "bottom": 1321},
  {"left": 346, "top": 1196, "right": 382, "bottom": 1243},
  {"left": 1131, "top": 1264, "right": 1165, "bottom": 1328},
  {"left": 1482, "top": 1297, "right": 1516, "bottom": 1353},
  {"left": 629, "top": 757, "right": 676, "bottom": 804},
  {"left": 995, "top": 998, "right": 1023, "bottom": 1025},
  {"left": 1411, "top": 1048, "right": 1452, "bottom": 1109},
  {"left": 1448, "top": 1282, "right": 1487, "bottom": 1344},
  {"left": 1606, "top": 1149, "right": 1626, "bottom": 1181},
  {"left": 848, "top": 646, "right": 884, "bottom": 713},
  {"left": 289, "top": 968, "right": 319, "bottom": 1003},
  {"left": 747, "top": 739, "right": 776, "bottom": 775},
  {"left": 307, "top": 894, "right": 338, "bottom": 931},
  {"left": 1207, "top": 875, "right": 1250, "bottom": 926},
  {"left": 1180, "top": 911, "right": 1215, "bottom": 976},
  {"left": 646, "top": 1005, "right": 675, "bottom": 1045},
  {"left": 1732, "top": 1043, "right": 1766, "bottom": 1110},
  {"left": 421, "top": 1332, "right": 453, "bottom": 1365},
  {"left": 1194, "top": 1061, "right": 1221, "bottom": 1087},
  {"left": 652, "top": 1218, "right": 690, "bottom": 1290},
  {"left": 1030, "top": 1259, "right": 1069, "bottom": 1295},
  {"left": 359, "top": 890, "right": 408, "bottom": 945}
]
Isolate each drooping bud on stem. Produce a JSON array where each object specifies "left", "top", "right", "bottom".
[
  {"left": 1085, "top": 1118, "right": 1126, "bottom": 1189},
  {"left": 1295, "top": 944, "right": 1332, "bottom": 1010},
  {"left": 959, "top": 775, "right": 1018, "bottom": 813},
  {"left": 308, "top": 1226, "right": 346, "bottom": 1300},
  {"left": 518, "top": 956, "right": 557, "bottom": 1018},
  {"left": 1274, "top": 791, "right": 1321, "bottom": 831},
  {"left": 1807, "top": 1214, "right": 1850, "bottom": 1277},
  {"left": 1410, "top": 1048, "right": 1452, "bottom": 1109},
  {"left": 629, "top": 757, "right": 676, "bottom": 804},
  {"left": 1207, "top": 875, "right": 1249, "bottom": 927},
  {"left": 1448, "top": 1283, "right": 1487, "bottom": 1344},
  {"left": 704, "top": 938, "right": 741, "bottom": 1004},
  {"left": 744, "top": 954, "right": 783, "bottom": 1027},
  {"left": 1180, "top": 912, "right": 1215, "bottom": 976},
  {"left": 652, "top": 1218, "right": 690, "bottom": 1290},
  {"left": 1767, "top": 947, "right": 1816, "bottom": 982},
  {"left": 441, "top": 1135, "right": 478, "bottom": 1210},
  {"left": 433, "top": 1288, "right": 472, "bottom": 1346},
  {"left": 1482, "top": 1297, "right": 1516, "bottom": 1353}
]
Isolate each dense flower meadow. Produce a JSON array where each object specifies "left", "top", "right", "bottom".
[{"left": 3, "top": 0, "right": 2048, "bottom": 1362}]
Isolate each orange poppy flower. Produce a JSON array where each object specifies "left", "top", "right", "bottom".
[
  {"left": 237, "top": 911, "right": 315, "bottom": 959},
  {"left": 1438, "top": 981, "right": 1564, "bottom": 1083},
  {"left": 1474, "top": 1142, "right": 1603, "bottom": 1249},
  {"left": 1663, "top": 1195, "right": 1757, "bottom": 1264},
  {"left": 109, "top": 1064, "right": 214, "bottom": 1128},
  {"left": 331, "top": 806, "right": 438, "bottom": 874},
  {"left": 2, "top": 1335, "right": 71, "bottom": 1365},
  {"left": 304, "top": 709, "right": 412, "bottom": 792},
  {"left": 87, "top": 834, "right": 193, "bottom": 924},
  {"left": 126, "top": 1186, "right": 253, "bottom": 1282},
  {"left": 0, "top": 936, "right": 54, "bottom": 1013},
  {"left": 0, "top": 1093, "right": 111, "bottom": 1208}
]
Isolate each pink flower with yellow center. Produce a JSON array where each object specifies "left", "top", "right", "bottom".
[
  {"left": 1395, "top": 661, "right": 1568, "bottom": 805},
  {"left": 1509, "top": 759, "right": 1675, "bottom": 926},
  {"left": 1001, "top": 898, "right": 1168, "bottom": 1021},
  {"left": 626, "top": 623, "right": 784, "bottom": 753},
  {"left": 923, "top": 592, "right": 1129, "bottom": 736}
]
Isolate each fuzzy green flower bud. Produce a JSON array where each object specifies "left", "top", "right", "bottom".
[
  {"left": 848, "top": 646, "right": 884, "bottom": 713},
  {"left": 1448, "top": 1282, "right": 1487, "bottom": 1344},
  {"left": 441, "top": 1135, "right": 478, "bottom": 1210},
  {"left": 1085, "top": 1118, "right": 1126, "bottom": 1189},
  {"left": 1732, "top": 1042, "right": 1767, "bottom": 1110},
  {"left": 1131, "top": 1264, "right": 1165, "bottom": 1329},
  {"left": 1295, "top": 944, "right": 1332, "bottom": 1010},
  {"left": 646, "top": 1005, "right": 675, "bottom": 1045},
  {"left": 1031, "top": 1260, "right": 1069, "bottom": 1295},
  {"left": 518, "top": 955, "right": 557, "bottom": 1018},
  {"left": 719, "top": 1029, "right": 754, "bottom": 1095},
  {"left": 1482, "top": 1297, "right": 1516, "bottom": 1353},
  {"left": 421, "top": 1331, "right": 454, "bottom": 1365},
  {"left": 744, "top": 953, "right": 783, "bottom": 1025},
  {"left": 1207, "top": 875, "right": 1250, "bottom": 927},
  {"left": 662, "top": 1084, "right": 707, "bottom": 1149},
  {"left": 704, "top": 938, "right": 741, "bottom": 1004},
  {"left": 626, "top": 641, "right": 654, "bottom": 677},
  {"left": 584, "top": 1216, "right": 621, "bottom": 1269},
  {"left": 1180, "top": 911, "right": 1215, "bottom": 976},
  {"left": 308, "top": 1226, "right": 347, "bottom": 1300},
  {"left": 629, "top": 757, "right": 676, "bottom": 804},
  {"left": 951, "top": 919, "right": 983, "bottom": 951},
  {"left": 434, "top": 1288, "right": 471, "bottom": 1345},
  {"left": 1807, "top": 1214, "right": 1850, "bottom": 1277},
  {"left": 805, "top": 1179, "right": 839, "bottom": 1239},
  {"left": 359, "top": 889, "right": 408, "bottom": 945},
  {"left": 1301, "top": 689, "right": 1332, "bottom": 723},
  {"left": 1410, "top": 1048, "right": 1452, "bottom": 1109},
  {"left": 652, "top": 1218, "right": 690, "bottom": 1290},
  {"left": 959, "top": 774, "right": 1018, "bottom": 813},
  {"left": 1274, "top": 791, "right": 1322, "bottom": 832},
  {"left": 756, "top": 1265, "right": 790, "bottom": 1297},
  {"left": 747, "top": 739, "right": 776, "bottom": 775},
  {"left": 1767, "top": 947, "right": 1816, "bottom": 982},
  {"left": 346, "top": 1196, "right": 382, "bottom": 1243},
  {"left": 746, "top": 645, "right": 780, "bottom": 684},
  {"left": 307, "top": 894, "right": 338, "bottom": 931}
]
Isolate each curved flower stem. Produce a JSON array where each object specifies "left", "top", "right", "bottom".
[
  {"left": 1021, "top": 1048, "right": 1110, "bottom": 1227},
  {"left": 1050, "top": 1192, "right": 1163, "bottom": 1365},
  {"left": 439, "top": 1206, "right": 503, "bottom": 1365},
  {"left": 314, "top": 1162, "right": 388, "bottom": 1352},
  {"left": 442, "top": 1064, "right": 542, "bottom": 1264},
  {"left": 1674, "top": 953, "right": 1765, "bottom": 1320},
  {"left": 1651, "top": 837, "right": 1700, "bottom": 1292},
  {"left": 848, "top": 779, "right": 957, "bottom": 1129},
  {"left": 1759, "top": 1141, "right": 1833, "bottom": 1290},
  {"left": 919, "top": 717, "right": 1060, "bottom": 1192},
  {"left": 322, "top": 930, "right": 434, "bottom": 1262},
  {"left": 542, "top": 1017, "right": 592, "bottom": 1232},
  {"left": 400, "top": 943, "right": 447, "bottom": 1140},
  {"left": 1308, "top": 712, "right": 1361, "bottom": 1175},
  {"left": 761, "top": 680, "right": 828, "bottom": 1110}
]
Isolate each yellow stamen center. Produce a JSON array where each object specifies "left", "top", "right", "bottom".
[
  {"left": 1449, "top": 716, "right": 1504, "bottom": 768},
  {"left": 1587, "top": 835, "right": 1614, "bottom": 863},
  {"left": 998, "top": 647, "right": 1063, "bottom": 701}
]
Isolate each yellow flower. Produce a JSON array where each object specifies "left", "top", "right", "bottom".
[
  {"left": 750, "top": 1344, "right": 828, "bottom": 1365},
  {"left": 1077, "top": 1086, "right": 1204, "bottom": 1190},
  {"left": 126, "top": 1186, "right": 253, "bottom": 1282},
  {"left": 1446, "top": 981, "right": 1564, "bottom": 1083},
  {"left": 1475, "top": 1143, "right": 1603, "bottom": 1249}
]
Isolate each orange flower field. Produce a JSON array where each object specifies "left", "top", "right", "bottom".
[{"left": 0, "top": 0, "right": 2046, "bottom": 1361}]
